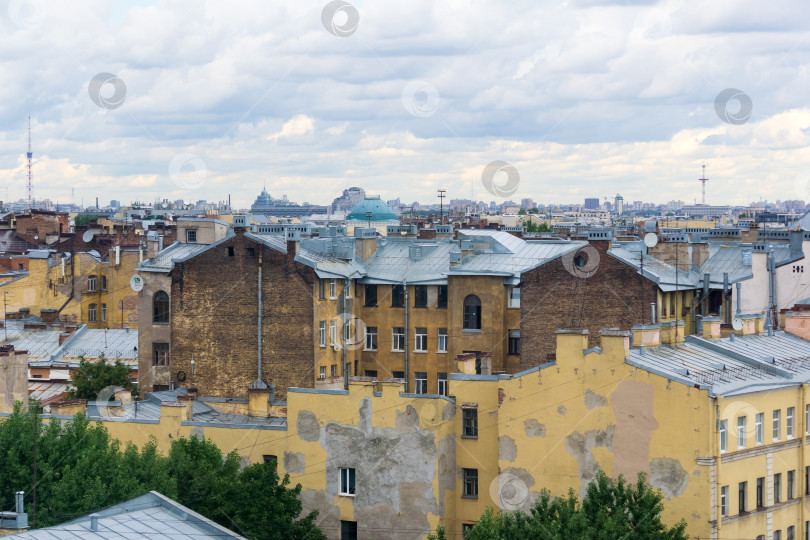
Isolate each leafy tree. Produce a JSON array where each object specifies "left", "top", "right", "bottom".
[
  {"left": 528, "top": 208, "right": 539, "bottom": 214},
  {"left": 460, "top": 470, "right": 687, "bottom": 540},
  {"left": 73, "top": 214, "right": 99, "bottom": 227},
  {"left": 518, "top": 208, "right": 527, "bottom": 215},
  {"left": 67, "top": 354, "right": 136, "bottom": 401}
]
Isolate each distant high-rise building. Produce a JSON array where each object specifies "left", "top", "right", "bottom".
[
  {"left": 110, "top": 200, "right": 121, "bottom": 209},
  {"left": 584, "top": 198, "right": 600, "bottom": 210},
  {"left": 331, "top": 187, "right": 366, "bottom": 212},
  {"left": 520, "top": 198, "right": 536, "bottom": 210},
  {"left": 614, "top": 194, "right": 624, "bottom": 214}
]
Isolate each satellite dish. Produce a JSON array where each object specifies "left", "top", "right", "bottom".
[
  {"left": 130, "top": 274, "right": 144, "bottom": 292},
  {"left": 732, "top": 318, "right": 744, "bottom": 331},
  {"left": 82, "top": 230, "right": 94, "bottom": 242},
  {"left": 643, "top": 233, "right": 659, "bottom": 248}
]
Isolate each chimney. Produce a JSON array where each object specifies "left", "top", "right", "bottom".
[
  {"left": 177, "top": 395, "right": 195, "bottom": 420},
  {"left": 632, "top": 324, "right": 661, "bottom": 348},
  {"left": 701, "top": 316, "right": 722, "bottom": 340},
  {"left": 599, "top": 328, "right": 631, "bottom": 356},
  {"left": 39, "top": 309, "right": 58, "bottom": 324},
  {"left": 456, "top": 353, "right": 478, "bottom": 374},
  {"left": 90, "top": 514, "right": 99, "bottom": 532},
  {"left": 248, "top": 386, "right": 272, "bottom": 418},
  {"left": 691, "top": 240, "right": 709, "bottom": 268},
  {"left": 286, "top": 229, "right": 301, "bottom": 257},
  {"left": 114, "top": 387, "right": 133, "bottom": 407},
  {"left": 146, "top": 230, "right": 159, "bottom": 258},
  {"left": 660, "top": 320, "right": 685, "bottom": 345},
  {"left": 418, "top": 228, "right": 436, "bottom": 240},
  {"left": 58, "top": 332, "right": 71, "bottom": 345},
  {"left": 555, "top": 328, "right": 590, "bottom": 358},
  {"left": 354, "top": 227, "right": 378, "bottom": 262}
]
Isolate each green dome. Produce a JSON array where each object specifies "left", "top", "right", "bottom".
[{"left": 346, "top": 196, "right": 399, "bottom": 222}]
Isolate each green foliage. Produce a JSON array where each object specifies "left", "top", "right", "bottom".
[
  {"left": 73, "top": 214, "right": 99, "bottom": 227},
  {"left": 0, "top": 405, "right": 324, "bottom": 539},
  {"left": 525, "top": 221, "right": 552, "bottom": 233},
  {"left": 464, "top": 470, "right": 688, "bottom": 540},
  {"left": 518, "top": 208, "right": 527, "bottom": 215},
  {"left": 527, "top": 208, "right": 539, "bottom": 214},
  {"left": 67, "top": 354, "right": 135, "bottom": 401}
]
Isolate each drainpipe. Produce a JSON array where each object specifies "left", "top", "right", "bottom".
[
  {"left": 343, "top": 280, "right": 349, "bottom": 391},
  {"left": 404, "top": 281, "right": 409, "bottom": 393},
  {"left": 766, "top": 247, "right": 775, "bottom": 335},
  {"left": 258, "top": 245, "right": 263, "bottom": 381},
  {"left": 650, "top": 303, "right": 656, "bottom": 325},
  {"left": 722, "top": 272, "right": 729, "bottom": 324},
  {"left": 735, "top": 282, "right": 741, "bottom": 316}
]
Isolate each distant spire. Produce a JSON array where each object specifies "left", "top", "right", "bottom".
[{"left": 27, "top": 115, "right": 33, "bottom": 210}]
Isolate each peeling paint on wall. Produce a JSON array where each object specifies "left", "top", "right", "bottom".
[
  {"left": 564, "top": 426, "right": 615, "bottom": 498},
  {"left": 524, "top": 419, "right": 546, "bottom": 438},
  {"left": 499, "top": 435, "right": 518, "bottom": 462},
  {"left": 297, "top": 410, "right": 320, "bottom": 442},
  {"left": 437, "top": 434, "right": 456, "bottom": 517},
  {"left": 584, "top": 389, "right": 607, "bottom": 410},
  {"left": 497, "top": 467, "right": 537, "bottom": 512},
  {"left": 284, "top": 451, "right": 306, "bottom": 474},
  {"left": 557, "top": 405, "right": 567, "bottom": 415},
  {"left": 190, "top": 426, "right": 205, "bottom": 440},
  {"left": 611, "top": 380, "right": 659, "bottom": 478},
  {"left": 649, "top": 457, "right": 688, "bottom": 499}
]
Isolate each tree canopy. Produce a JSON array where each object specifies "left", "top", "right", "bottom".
[
  {"left": 430, "top": 470, "right": 687, "bottom": 540},
  {"left": 0, "top": 404, "right": 324, "bottom": 539},
  {"left": 67, "top": 354, "right": 136, "bottom": 401}
]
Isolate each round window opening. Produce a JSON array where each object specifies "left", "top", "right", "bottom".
[{"left": 574, "top": 254, "right": 588, "bottom": 268}]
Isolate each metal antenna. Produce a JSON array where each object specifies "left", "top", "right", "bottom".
[
  {"left": 699, "top": 164, "right": 708, "bottom": 205},
  {"left": 438, "top": 189, "right": 446, "bottom": 224}
]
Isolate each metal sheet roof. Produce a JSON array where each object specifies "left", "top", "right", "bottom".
[{"left": 609, "top": 246, "right": 699, "bottom": 291}]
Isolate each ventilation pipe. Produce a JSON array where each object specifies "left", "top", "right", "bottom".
[
  {"left": 404, "top": 281, "right": 409, "bottom": 393},
  {"left": 735, "top": 282, "right": 742, "bottom": 316},
  {"left": 650, "top": 303, "right": 656, "bottom": 325},
  {"left": 90, "top": 514, "right": 99, "bottom": 532}
]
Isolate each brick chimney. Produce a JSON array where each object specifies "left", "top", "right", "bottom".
[
  {"left": 701, "top": 316, "right": 722, "bottom": 340},
  {"left": 354, "top": 227, "right": 378, "bottom": 262},
  {"left": 632, "top": 324, "right": 661, "bottom": 348},
  {"left": 40, "top": 309, "right": 58, "bottom": 324},
  {"left": 59, "top": 332, "right": 71, "bottom": 346}
]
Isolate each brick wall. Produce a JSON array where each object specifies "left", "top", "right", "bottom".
[
  {"left": 170, "top": 232, "right": 315, "bottom": 399},
  {"left": 520, "top": 240, "right": 659, "bottom": 370}
]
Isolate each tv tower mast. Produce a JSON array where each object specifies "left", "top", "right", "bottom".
[
  {"left": 26, "top": 115, "right": 33, "bottom": 210},
  {"left": 699, "top": 164, "right": 708, "bottom": 205}
]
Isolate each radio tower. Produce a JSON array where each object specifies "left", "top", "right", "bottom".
[
  {"left": 699, "top": 164, "right": 708, "bottom": 205},
  {"left": 26, "top": 115, "right": 33, "bottom": 210}
]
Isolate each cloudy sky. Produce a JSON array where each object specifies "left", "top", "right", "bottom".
[{"left": 0, "top": 0, "right": 808, "bottom": 209}]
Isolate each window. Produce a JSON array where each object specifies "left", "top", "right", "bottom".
[
  {"left": 463, "top": 407, "right": 478, "bottom": 438},
  {"left": 787, "top": 526, "right": 794, "bottom": 540},
  {"left": 88, "top": 303, "right": 97, "bottom": 322},
  {"left": 392, "top": 327, "right": 405, "bottom": 351},
  {"left": 88, "top": 275, "right": 97, "bottom": 291},
  {"left": 365, "top": 370, "right": 377, "bottom": 377},
  {"left": 343, "top": 319, "right": 351, "bottom": 343},
  {"left": 18, "top": 263, "right": 23, "bottom": 270},
  {"left": 738, "top": 481, "right": 747, "bottom": 513},
  {"left": 438, "top": 373, "right": 447, "bottom": 396},
  {"left": 153, "top": 343, "right": 169, "bottom": 366},
  {"left": 437, "top": 285, "right": 448, "bottom": 308},
  {"left": 101, "top": 275, "right": 107, "bottom": 291},
  {"left": 319, "top": 366, "right": 325, "bottom": 379},
  {"left": 364, "top": 284, "right": 377, "bottom": 307},
  {"left": 737, "top": 416, "right": 746, "bottom": 449},
  {"left": 462, "top": 524, "right": 475, "bottom": 539},
  {"left": 788, "top": 470, "right": 795, "bottom": 499},
  {"left": 186, "top": 229, "right": 197, "bottom": 243},
  {"left": 806, "top": 466, "right": 810, "bottom": 496},
  {"left": 806, "top": 404, "right": 810, "bottom": 434},
  {"left": 329, "top": 279, "right": 336, "bottom": 299},
  {"left": 415, "top": 327, "right": 427, "bottom": 352},
  {"left": 330, "top": 321, "right": 337, "bottom": 345},
  {"left": 462, "top": 468, "right": 478, "bottom": 498},
  {"left": 463, "top": 295, "right": 481, "bottom": 330},
  {"left": 774, "top": 410, "right": 782, "bottom": 440},
  {"left": 319, "top": 321, "right": 327, "bottom": 347},
  {"left": 262, "top": 455, "right": 277, "bottom": 465},
  {"left": 330, "top": 364, "right": 337, "bottom": 377},
  {"left": 756, "top": 412, "right": 764, "bottom": 444},
  {"left": 391, "top": 285, "right": 405, "bottom": 307},
  {"left": 319, "top": 279, "right": 325, "bottom": 300},
  {"left": 788, "top": 407, "right": 795, "bottom": 438},
  {"left": 720, "top": 485, "right": 728, "bottom": 516},
  {"left": 508, "top": 330, "right": 520, "bottom": 355},
  {"left": 719, "top": 420, "right": 727, "bottom": 453},
  {"left": 415, "top": 372, "right": 427, "bottom": 394},
  {"left": 101, "top": 303, "right": 106, "bottom": 322},
  {"left": 414, "top": 285, "right": 428, "bottom": 308},
  {"left": 774, "top": 531, "right": 781, "bottom": 540},
  {"left": 774, "top": 473, "right": 782, "bottom": 503},
  {"left": 756, "top": 477, "right": 764, "bottom": 508},
  {"left": 339, "top": 468, "right": 356, "bottom": 496},
  {"left": 508, "top": 285, "right": 520, "bottom": 308},
  {"left": 227, "top": 246, "right": 234, "bottom": 256},
  {"left": 438, "top": 328, "right": 447, "bottom": 353},
  {"left": 392, "top": 371, "right": 405, "bottom": 379},
  {"left": 340, "top": 520, "right": 358, "bottom": 540},
  {"left": 246, "top": 247, "right": 255, "bottom": 257},
  {"left": 364, "top": 326, "right": 377, "bottom": 351},
  {"left": 153, "top": 291, "right": 170, "bottom": 323}
]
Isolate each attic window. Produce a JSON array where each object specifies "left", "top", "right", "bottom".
[
  {"left": 186, "top": 229, "right": 197, "bottom": 243},
  {"left": 227, "top": 246, "right": 234, "bottom": 257}
]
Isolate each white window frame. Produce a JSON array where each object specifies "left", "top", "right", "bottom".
[
  {"left": 787, "top": 407, "right": 795, "bottom": 439},
  {"left": 88, "top": 303, "right": 97, "bottom": 323},
  {"left": 101, "top": 303, "right": 106, "bottom": 322},
  {"left": 392, "top": 327, "right": 405, "bottom": 352},
  {"left": 329, "top": 279, "right": 336, "bottom": 299},
  {"left": 186, "top": 229, "right": 197, "bottom": 243},
  {"left": 719, "top": 419, "right": 727, "bottom": 453},
  {"left": 319, "top": 366, "right": 326, "bottom": 378},
  {"left": 340, "top": 467, "right": 356, "bottom": 496},
  {"left": 415, "top": 372, "right": 427, "bottom": 394},
  {"left": 319, "top": 321, "right": 327, "bottom": 347},
  {"left": 756, "top": 412, "right": 764, "bottom": 445},
  {"left": 414, "top": 327, "right": 427, "bottom": 352},
  {"left": 329, "top": 321, "right": 337, "bottom": 345},
  {"left": 774, "top": 410, "right": 781, "bottom": 441},
  {"left": 438, "top": 373, "right": 447, "bottom": 396},
  {"left": 508, "top": 285, "right": 520, "bottom": 308},
  {"left": 88, "top": 275, "right": 97, "bottom": 291},
  {"left": 101, "top": 275, "right": 107, "bottom": 291},
  {"left": 737, "top": 416, "right": 746, "bottom": 449},
  {"left": 364, "top": 326, "right": 377, "bottom": 351},
  {"left": 438, "top": 328, "right": 447, "bottom": 353},
  {"left": 720, "top": 485, "right": 728, "bottom": 516}
]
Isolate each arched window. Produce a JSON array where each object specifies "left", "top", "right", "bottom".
[
  {"left": 153, "top": 291, "right": 170, "bottom": 323},
  {"left": 463, "top": 295, "right": 481, "bottom": 330}
]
